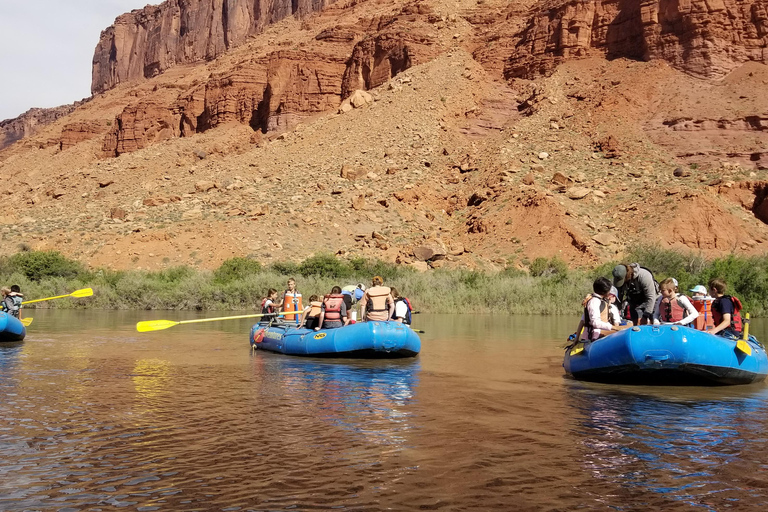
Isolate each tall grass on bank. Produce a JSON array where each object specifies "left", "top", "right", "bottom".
[{"left": 2, "top": 248, "right": 768, "bottom": 316}]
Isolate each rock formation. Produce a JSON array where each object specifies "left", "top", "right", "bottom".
[
  {"left": 91, "top": 0, "right": 337, "bottom": 94},
  {"left": 505, "top": 0, "right": 768, "bottom": 79},
  {"left": 0, "top": 104, "right": 82, "bottom": 151}
]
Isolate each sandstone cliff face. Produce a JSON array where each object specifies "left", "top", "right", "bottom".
[
  {"left": 505, "top": 0, "right": 768, "bottom": 79},
  {"left": 102, "top": 50, "right": 347, "bottom": 156},
  {"left": 0, "top": 104, "right": 81, "bottom": 151},
  {"left": 92, "top": 0, "right": 336, "bottom": 94}
]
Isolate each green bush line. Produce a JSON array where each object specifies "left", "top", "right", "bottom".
[{"left": 2, "top": 249, "right": 768, "bottom": 316}]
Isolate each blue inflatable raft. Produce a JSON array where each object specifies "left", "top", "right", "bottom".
[
  {"left": 564, "top": 325, "right": 768, "bottom": 385},
  {"left": 249, "top": 320, "right": 420, "bottom": 358},
  {"left": 0, "top": 311, "right": 26, "bottom": 343}
]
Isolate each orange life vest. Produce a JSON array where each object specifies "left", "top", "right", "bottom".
[
  {"left": 365, "top": 286, "right": 391, "bottom": 321},
  {"left": 323, "top": 294, "right": 344, "bottom": 322},
  {"left": 712, "top": 295, "right": 743, "bottom": 333},
  {"left": 691, "top": 298, "right": 715, "bottom": 331},
  {"left": 283, "top": 290, "right": 303, "bottom": 323},
  {"left": 307, "top": 301, "right": 322, "bottom": 318},
  {"left": 660, "top": 296, "right": 686, "bottom": 323}
]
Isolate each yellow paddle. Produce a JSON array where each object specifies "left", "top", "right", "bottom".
[
  {"left": 21, "top": 317, "right": 33, "bottom": 327},
  {"left": 137, "top": 312, "right": 286, "bottom": 332},
  {"left": 736, "top": 313, "right": 752, "bottom": 356},
  {"left": 22, "top": 288, "right": 93, "bottom": 305}
]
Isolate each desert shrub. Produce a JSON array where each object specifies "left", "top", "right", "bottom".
[
  {"left": 297, "top": 254, "right": 351, "bottom": 279},
  {"left": 5, "top": 251, "right": 85, "bottom": 281},
  {"left": 529, "top": 257, "right": 568, "bottom": 277},
  {"left": 269, "top": 260, "right": 299, "bottom": 276},
  {"left": 214, "top": 257, "right": 262, "bottom": 283}
]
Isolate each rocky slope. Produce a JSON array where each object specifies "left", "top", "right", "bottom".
[{"left": 1, "top": 0, "right": 768, "bottom": 272}]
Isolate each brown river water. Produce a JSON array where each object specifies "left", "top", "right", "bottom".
[{"left": 2, "top": 311, "right": 768, "bottom": 511}]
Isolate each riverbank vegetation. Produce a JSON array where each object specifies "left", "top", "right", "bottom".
[{"left": 3, "top": 248, "right": 768, "bottom": 316}]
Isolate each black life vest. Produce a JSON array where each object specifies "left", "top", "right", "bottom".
[
  {"left": 261, "top": 298, "right": 275, "bottom": 315},
  {"left": 624, "top": 266, "right": 660, "bottom": 305},
  {"left": 394, "top": 297, "right": 413, "bottom": 325}
]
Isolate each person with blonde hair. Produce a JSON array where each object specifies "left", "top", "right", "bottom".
[
  {"left": 360, "top": 276, "right": 395, "bottom": 322},
  {"left": 653, "top": 277, "right": 698, "bottom": 327}
]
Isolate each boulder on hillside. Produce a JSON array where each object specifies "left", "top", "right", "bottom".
[
  {"left": 338, "top": 90, "right": 373, "bottom": 113},
  {"left": 340, "top": 165, "right": 368, "bottom": 180}
]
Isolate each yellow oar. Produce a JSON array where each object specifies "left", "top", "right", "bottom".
[
  {"left": 21, "top": 317, "right": 33, "bottom": 327},
  {"left": 22, "top": 288, "right": 93, "bottom": 305},
  {"left": 137, "top": 312, "right": 286, "bottom": 332},
  {"left": 737, "top": 313, "right": 752, "bottom": 356}
]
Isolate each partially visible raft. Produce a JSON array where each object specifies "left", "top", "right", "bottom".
[
  {"left": 0, "top": 312, "right": 26, "bottom": 343},
  {"left": 564, "top": 325, "right": 768, "bottom": 385},
  {"left": 250, "top": 320, "right": 420, "bottom": 358}
]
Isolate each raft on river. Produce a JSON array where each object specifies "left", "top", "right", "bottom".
[
  {"left": 249, "top": 320, "right": 420, "bottom": 358},
  {"left": 0, "top": 311, "right": 26, "bottom": 343},
  {"left": 564, "top": 324, "right": 768, "bottom": 385}
]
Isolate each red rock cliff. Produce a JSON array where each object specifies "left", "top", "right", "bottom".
[
  {"left": 505, "top": 0, "right": 768, "bottom": 79},
  {"left": 91, "top": 0, "right": 336, "bottom": 94}
]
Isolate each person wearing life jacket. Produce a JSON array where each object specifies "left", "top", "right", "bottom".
[
  {"left": 1, "top": 285, "right": 23, "bottom": 319},
  {"left": 282, "top": 278, "right": 303, "bottom": 325},
  {"left": 260, "top": 288, "right": 281, "bottom": 320},
  {"left": 573, "top": 277, "right": 623, "bottom": 341},
  {"left": 390, "top": 287, "right": 413, "bottom": 325},
  {"left": 613, "top": 263, "right": 659, "bottom": 326},
  {"left": 360, "top": 276, "right": 394, "bottom": 322},
  {"left": 316, "top": 286, "right": 348, "bottom": 330},
  {"left": 300, "top": 294, "right": 322, "bottom": 330},
  {"left": 708, "top": 278, "right": 744, "bottom": 336},
  {"left": 652, "top": 277, "right": 699, "bottom": 327}
]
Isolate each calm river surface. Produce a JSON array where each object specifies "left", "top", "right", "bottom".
[{"left": 2, "top": 311, "right": 768, "bottom": 511}]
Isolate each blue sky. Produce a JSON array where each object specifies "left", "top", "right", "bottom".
[{"left": 0, "top": 1, "right": 148, "bottom": 121}]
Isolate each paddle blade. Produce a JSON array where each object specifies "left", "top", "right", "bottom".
[
  {"left": 137, "top": 319, "right": 179, "bottom": 332},
  {"left": 21, "top": 317, "right": 33, "bottom": 327},
  {"left": 736, "top": 339, "right": 753, "bottom": 356},
  {"left": 71, "top": 288, "right": 94, "bottom": 298},
  {"left": 569, "top": 344, "right": 585, "bottom": 356}
]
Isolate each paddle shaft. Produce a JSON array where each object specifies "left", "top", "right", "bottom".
[
  {"left": 22, "top": 293, "right": 74, "bottom": 304},
  {"left": 176, "top": 313, "right": 278, "bottom": 325}
]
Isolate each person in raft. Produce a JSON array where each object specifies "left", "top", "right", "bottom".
[
  {"left": 1, "top": 285, "right": 23, "bottom": 318},
  {"left": 606, "top": 286, "right": 623, "bottom": 327},
  {"left": 316, "top": 286, "right": 348, "bottom": 330},
  {"left": 282, "top": 278, "right": 303, "bottom": 325},
  {"left": 300, "top": 294, "right": 322, "bottom": 330},
  {"left": 572, "top": 277, "right": 626, "bottom": 341},
  {"left": 261, "top": 288, "right": 282, "bottom": 321},
  {"left": 690, "top": 284, "right": 709, "bottom": 300},
  {"left": 613, "top": 263, "right": 659, "bottom": 325},
  {"left": 708, "top": 278, "right": 744, "bottom": 337},
  {"left": 390, "top": 287, "right": 413, "bottom": 325},
  {"left": 360, "top": 276, "right": 395, "bottom": 322},
  {"left": 652, "top": 277, "right": 699, "bottom": 327}
]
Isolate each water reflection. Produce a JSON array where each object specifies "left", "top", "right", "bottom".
[
  {"left": 251, "top": 355, "right": 420, "bottom": 447},
  {"left": 568, "top": 384, "right": 768, "bottom": 509}
]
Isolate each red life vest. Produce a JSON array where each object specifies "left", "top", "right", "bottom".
[
  {"left": 261, "top": 298, "right": 275, "bottom": 315},
  {"left": 323, "top": 294, "right": 344, "bottom": 322},
  {"left": 660, "top": 297, "right": 686, "bottom": 323},
  {"left": 712, "top": 295, "right": 743, "bottom": 332}
]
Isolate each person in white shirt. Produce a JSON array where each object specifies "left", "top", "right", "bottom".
[
  {"left": 573, "top": 277, "right": 622, "bottom": 341},
  {"left": 653, "top": 277, "right": 699, "bottom": 326}
]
